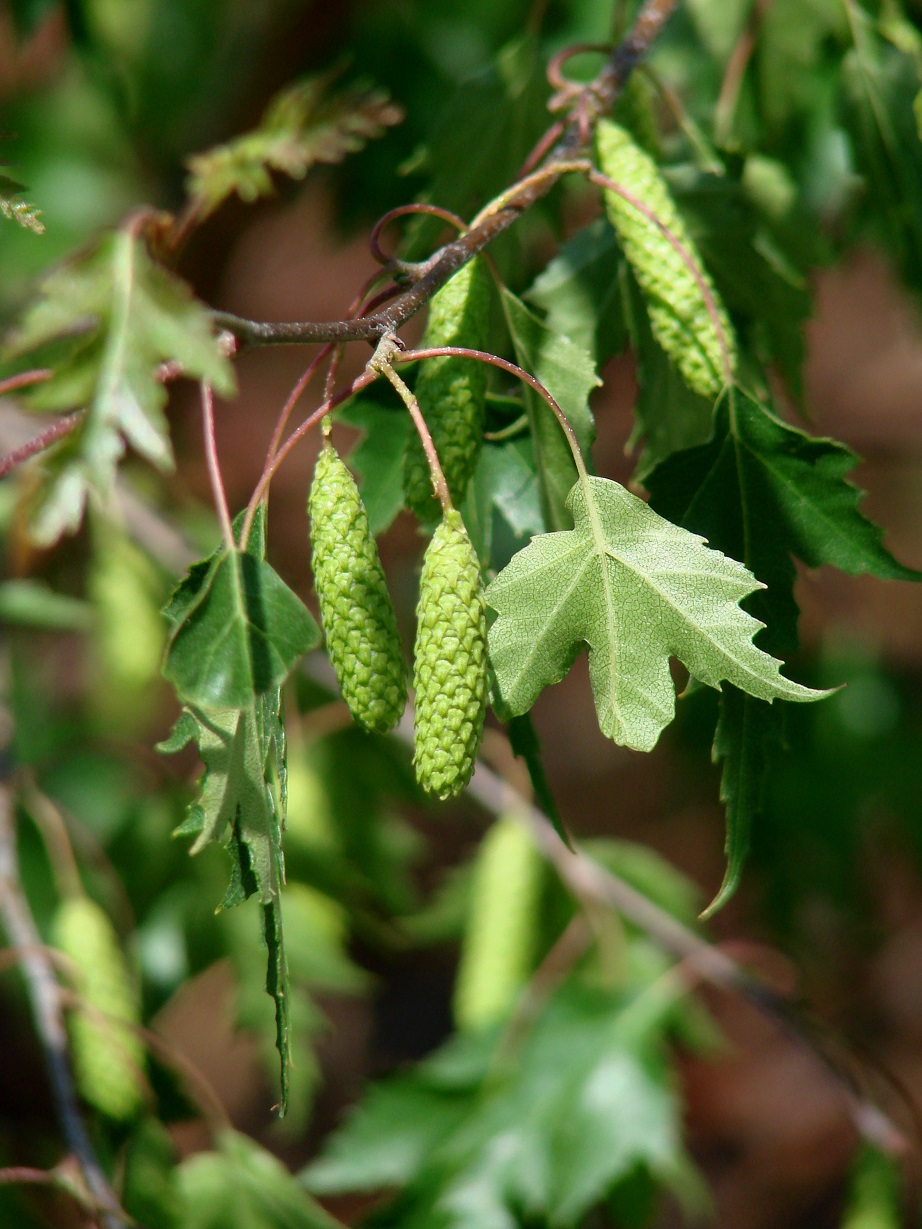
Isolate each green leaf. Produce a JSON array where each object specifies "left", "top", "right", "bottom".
[
  {"left": 159, "top": 692, "right": 293, "bottom": 1110},
  {"left": 305, "top": 984, "right": 692, "bottom": 1229},
  {"left": 704, "top": 688, "right": 782, "bottom": 918},
  {"left": 158, "top": 508, "right": 307, "bottom": 1112},
  {"left": 525, "top": 218, "right": 627, "bottom": 366},
  {"left": 500, "top": 288, "right": 599, "bottom": 531},
  {"left": 644, "top": 387, "right": 918, "bottom": 909},
  {"left": 5, "top": 230, "right": 236, "bottom": 544},
  {"left": 460, "top": 435, "right": 545, "bottom": 573},
  {"left": 487, "top": 475, "right": 829, "bottom": 753},
  {"left": 178, "top": 1130, "right": 340, "bottom": 1229},
  {"left": 623, "top": 270, "right": 715, "bottom": 478},
  {"left": 0, "top": 579, "right": 92, "bottom": 630},
  {"left": 338, "top": 394, "right": 411, "bottom": 535},
  {"left": 841, "top": 1145, "right": 903, "bottom": 1229},
  {"left": 185, "top": 73, "right": 403, "bottom": 221},
  {"left": 162, "top": 547, "right": 319, "bottom": 710},
  {"left": 644, "top": 389, "right": 920, "bottom": 647},
  {"left": 405, "top": 34, "right": 550, "bottom": 261}
]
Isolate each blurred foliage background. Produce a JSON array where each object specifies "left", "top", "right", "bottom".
[{"left": 3, "top": 1, "right": 922, "bottom": 1227}]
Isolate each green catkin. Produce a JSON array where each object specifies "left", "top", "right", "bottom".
[
  {"left": 402, "top": 257, "right": 491, "bottom": 524},
  {"left": 454, "top": 814, "right": 542, "bottom": 1032},
  {"left": 309, "top": 444, "right": 407, "bottom": 733},
  {"left": 595, "top": 118, "right": 737, "bottom": 400},
  {"left": 52, "top": 895, "right": 145, "bottom": 1121},
  {"left": 413, "top": 510, "right": 488, "bottom": 798}
]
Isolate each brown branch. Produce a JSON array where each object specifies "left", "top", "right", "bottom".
[
  {"left": 211, "top": 0, "right": 680, "bottom": 350},
  {"left": 297, "top": 649, "right": 907, "bottom": 1159},
  {"left": 0, "top": 785, "right": 130, "bottom": 1229}
]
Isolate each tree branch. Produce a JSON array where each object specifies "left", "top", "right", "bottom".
[
  {"left": 211, "top": 0, "right": 680, "bottom": 349},
  {"left": 0, "top": 785, "right": 130, "bottom": 1229}
]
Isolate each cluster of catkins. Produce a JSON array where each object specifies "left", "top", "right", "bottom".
[{"left": 308, "top": 260, "right": 490, "bottom": 799}]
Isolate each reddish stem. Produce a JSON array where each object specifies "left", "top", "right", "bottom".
[
  {"left": 200, "top": 382, "right": 235, "bottom": 552},
  {"left": 0, "top": 411, "right": 84, "bottom": 480},
  {"left": 587, "top": 168, "right": 735, "bottom": 386},
  {"left": 0, "top": 369, "right": 52, "bottom": 398}
]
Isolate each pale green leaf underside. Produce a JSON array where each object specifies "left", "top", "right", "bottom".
[{"left": 487, "top": 477, "right": 830, "bottom": 752}]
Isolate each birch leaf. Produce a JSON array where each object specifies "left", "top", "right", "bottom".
[{"left": 487, "top": 476, "right": 830, "bottom": 753}]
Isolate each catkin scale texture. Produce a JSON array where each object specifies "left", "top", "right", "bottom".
[
  {"left": 413, "top": 510, "right": 488, "bottom": 798},
  {"left": 309, "top": 445, "right": 406, "bottom": 733},
  {"left": 596, "top": 119, "right": 736, "bottom": 400},
  {"left": 53, "top": 896, "right": 145, "bottom": 1120},
  {"left": 403, "top": 258, "right": 490, "bottom": 523}
]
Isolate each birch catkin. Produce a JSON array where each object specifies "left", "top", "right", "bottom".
[
  {"left": 403, "top": 257, "right": 490, "bottom": 523},
  {"left": 309, "top": 444, "right": 407, "bottom": 733},
  {"left": 413, "top": 510, "right": 488, "bottom": 798},
  {"left": 596, "top": 118, "right": 736, "bottom": 400}
]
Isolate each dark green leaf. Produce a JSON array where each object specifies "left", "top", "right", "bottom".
[
  {"left": 339, "top": 394, "right": 411, "bottom": 535},
  {"left": 500, "top": 288, "right": 599, "bottom": 530},
  {"left": 525, "top": 218, "right": 627, "bottom": 366},
  {"left": 645, "top": 386, "right": 918, "bottom": 908},
  {"left": 461, "top": 435, "right": 544, "bottom": 573},
  {"left": 162, "top": 548, "right": 319, "bottom": 709},
  {"left": 704, "top": 688, "right": 782, "bottom": 919}
]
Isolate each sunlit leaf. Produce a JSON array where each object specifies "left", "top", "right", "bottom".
[
  {"left": 185, "top": 73, "right": 403, "bottom": 221},
  {"left": 487, "top": 475, "right": 830, "bottom": 753}
]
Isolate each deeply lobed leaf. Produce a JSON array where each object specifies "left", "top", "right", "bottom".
[
  {"left": 487, "top": 475, "right": 830, "bottom": 753},
  {"left": 185, "top": 74, "right": 403, "bottom": 220},
  {"left": 5, "top": 230, "right": 236, "bottom": 544}
]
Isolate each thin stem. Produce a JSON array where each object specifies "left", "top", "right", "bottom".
[
  {"left": 264, "top": 346, "right": 333, "bottom": 469},
  {"left": 587, "top": 167, "right": 735, "bottom": 386},
  {"left": 0, "top": 368, "right": 52, "bottom": 398},
  {"left": 305, "top": 649, "right": 908, "bottom": 1157},
  {"left": 715, "top": 0, "right": 770, "bottom": 148},
  {"left": 242, "top": 366, "right": 381, "bottom": 532},
  {"left": 397, "top": 345, "right": 590, "bottom": 482},
  {"left": 373, "top": 342, "right": 452, "bottom": 513},
  {"left": 0, "top": 786, "right": 129, "bottom": 1229},
  {"left": 212, "top": 0, "right": 681, "bottom": 351},
  {"left": 0, "top": 411, "right": 84, "bottom": 480},
  {"left": 200, "top": 381, "right": 235, "bottom": 553}
]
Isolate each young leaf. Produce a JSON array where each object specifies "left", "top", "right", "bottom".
[
  {"left": 5, "top": 229, "right": 236, "bottom": 543},
  {"left": 162, "top": 547, "right": 320, "bottom": 710},
  {"left": 500, "top": 287, "right": 599, "bottom": 531},
  {"left": 159, "top": 509, "right": 308, "bottom": 1113},
  {"left": 0, "top": 172, "right": 44, "bottom": 233},
  {"left": 486, "top": 475, "right": 830, "bottom": 753},
  {"left": 185, "top": 73, "right": 403, "bottom": 222}
]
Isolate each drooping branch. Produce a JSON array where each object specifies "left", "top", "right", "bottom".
[
  {"left": 0, "top": 785, "right": 130, "bottom": 1229},
  {"left": 211, "top": 0, "right": 680, "bottom": 350}
]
